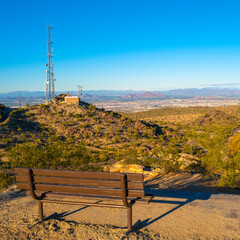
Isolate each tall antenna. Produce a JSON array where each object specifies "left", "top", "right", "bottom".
[
  {"left": 78, "top": 85, "right": 83, "bottom": 100},
  {"left": 45, "top": 26, "right": 56, "bottom": 103}
]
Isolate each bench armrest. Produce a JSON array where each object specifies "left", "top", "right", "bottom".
[
  {"left": 143, "top": 194, "right": 154, "bottom": 203},
  {"left": 134, "top": 194, "right": 154, "bottom": 204}
]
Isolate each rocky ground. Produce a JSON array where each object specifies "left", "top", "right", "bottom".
[{"left": 1, "top": 175, "right": 240, "bottom": 240}]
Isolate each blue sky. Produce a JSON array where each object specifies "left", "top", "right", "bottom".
[{"left": 1, "top": 0, "right": 240, "bottom": 92}]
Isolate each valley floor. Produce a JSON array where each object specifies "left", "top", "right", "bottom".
[{"left": 0, "top": 179, "right": 239, "bottom": 240}]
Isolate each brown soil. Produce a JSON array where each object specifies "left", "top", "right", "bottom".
[{"left": 1, "top": 174, "right": 240, "bottom": 240}]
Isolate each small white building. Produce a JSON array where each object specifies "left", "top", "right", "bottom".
[{"left": 64, "top": 96, "right": 79, "bottom": 105}]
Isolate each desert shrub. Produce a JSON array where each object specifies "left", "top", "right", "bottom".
[
  {"left": 99, "top": 151, "right": 108, "bottom": 162},
  {"left": 80, "top": 123, "right": 90, "bottom": 128},
  {"left": 19, "top": 133, "right": 27, "bottom": 141},
  {"left": 40, "top": 104, "right": 47, "bottom": 109},
  {"left": 76, "top": 116, "right": 83, "bottom": 121},
  {"left": 1, "top": 137, "right": 13, "bottom": 144},
  {"left": 0, "top": 171, "right": 14, "bottom": 190},
  {"left": 57, "top": 112, "right": 63, "bottom": 117},
  {"left": 85, "top": 111, "right": 94, "bottom": 117},
  {"left": 217, "top": 170, "right": 240, "bottom": 188},
  {"left": 88, "top": 104, "right": 96, "bottom": 111},
  {"left": 0, "top": 104, "right": 6, "bottom": 110},
  {"left": 6, "top": 140, "right": 103, "bottom": 171},
  {"left": 229, "top": 132, "right": 240, "bottom": 156},
  {"left": 10, "top": 108, "right": 24, "bottom": 116},
  {"left": 83, "top": 132, "right": 88, "bottom": 138},
  {"left": 25, "top": 112, "right": 35, "bottom": 117},
  {"left": 63, "top": 122, "right": 69, "bottom": 126}
]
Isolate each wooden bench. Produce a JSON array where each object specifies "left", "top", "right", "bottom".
[{"left": 15, "top": 167, "right": 154, "bottom": 231}]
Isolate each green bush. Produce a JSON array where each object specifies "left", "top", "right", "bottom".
[
  {"left": 25, "top": 112, "right": 35, "bottom": 117},
  {"left": 217, "top": 170, "right": 240, "bottom": 188},
  {"left": 88, "top": 104, "right": 96, "bottom": 111},
  {"left": 40, "top": 104, "right": 47, "bottom": 109},
  {"left": 10, "top": 108, "right": 24, "bottom": 116},
  {"left": 0, "top": 171, "right": 14, "bottom": 190},
  {"left": 1, "top": 137, "right": 13, "bottom": 144},
  {"left": 6, "top": 140, "right": 103, "bottom": 171}
]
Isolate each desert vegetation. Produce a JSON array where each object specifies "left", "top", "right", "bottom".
[
  {"left": 124, "top": 106, "right": 240, "bottom": 188},
  {"left": 0, "top": 101, "right": 240, "bottom": 190}
]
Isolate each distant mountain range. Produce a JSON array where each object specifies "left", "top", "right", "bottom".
[
  {"left": 1, "top": 87, "right": 240, "bottom": 99},
  {"left": 163, "top": 88, "right": 240, "bottom": 97}
]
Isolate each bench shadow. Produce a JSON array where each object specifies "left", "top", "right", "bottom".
[
  {"left": 134, "top": 188, "right": 212, "bottom": 231},
  {"left": 132, "top": 172, "right": 240, "bottom": 230},
  {"left": 44, "top": 205, "right": 90, "bottom": 221},
  {"left": 30, "top": 204, "right": 92, "bottom": 228},
  {"left": 42, "top": 200, "right": 103, "bottom": 222}
]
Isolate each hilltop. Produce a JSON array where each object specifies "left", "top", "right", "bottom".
[
  {"left": 0, "top": 99, "right": 163, "bottom": 175},
  {"left": 0, "top": 100, "right": 240, "bottom": 190}
]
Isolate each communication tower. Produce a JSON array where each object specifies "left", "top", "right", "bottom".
[
  {"left": 45, "top": 26, "right": 56, "bottom": 103},
  {"left": 78, "top": 85, "right": 83, "bottom": 99}
]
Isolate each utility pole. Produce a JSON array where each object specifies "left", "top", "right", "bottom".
[{"left": 45, "top": 26, "right": 56, "bottom": 103}]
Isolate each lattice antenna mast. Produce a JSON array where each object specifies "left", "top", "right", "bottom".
[
  {"left": 45, "top": 26, "right": 55, "bottom": 103},
  {"left": 78, "top": 85, "right": 83, "bottom": 99}
]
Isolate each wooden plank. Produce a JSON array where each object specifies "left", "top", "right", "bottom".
[
  {"left": 17, "top": 175, "right": 121, "bottom": 188},
  {"left": 15, "top": 168, "right": 29, "bottom": 175},
  {"left": 17, "top": 183, "right": 145, "bottom": 198},
  {"left": 14, "top": 168, "right": 143, "bottom": 181},
  {"left": 16, "top": 175, "right": 28, "bottom": 182},
  {"left": 16, "top": 175, "right": 144, "bottom": 190},
  {"left": 17, "top": 183, "right": 29, "bottom": 190},
  {"left": 126, "top": 173, "right": 143, "bottom": 182},
  {"left": 33, "top": 177, "right": 143, "bottom": 190},
  {"left": 34, "top": 176, "right": 122, "bottom": 188},
  {"left": 26, "top": 191, "right": 142, "bottom": 202},
  {"left": 127, "top": 181, "right": 144, "bottom": 190}
]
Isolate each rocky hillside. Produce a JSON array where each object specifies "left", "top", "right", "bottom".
[
  {"left": 1, "top": 100, "right": 240, "bottom": 189},
  {"left": 0, "top": 100, "right": 169, "bottom": 175}
]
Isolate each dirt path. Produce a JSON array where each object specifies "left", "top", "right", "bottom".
[{"left": 0, "top": 183, "right": 240, "bottom": 240}]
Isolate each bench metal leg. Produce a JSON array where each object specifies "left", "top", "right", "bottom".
[
  {"left": 127, "top": 206, "right": 132, "bottom": 231},
  {"left": 38, "top": 201, "right": 43, "bottom": 222}
]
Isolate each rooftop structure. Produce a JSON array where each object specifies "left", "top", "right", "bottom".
[{"left": 64, "top": 96, "right": 79, "bottom": 105}]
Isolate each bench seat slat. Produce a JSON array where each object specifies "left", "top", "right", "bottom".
[
  {"left": 15, "top": 168, "right": 143, "bottom": 182},
  {"left": 16, "top": 175, "right": 144, "bottom": 190},
  {"left": 17, "top": 183, "right": 145, "bottom": 198}
]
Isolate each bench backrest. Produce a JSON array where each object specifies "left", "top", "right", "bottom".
[{"left": 15, "top": 168, "right": 145, "bottom": 199}]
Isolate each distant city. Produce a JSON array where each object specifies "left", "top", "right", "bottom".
[{"left": 1, "top": 87, "right": 240, "bottom": 112}]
